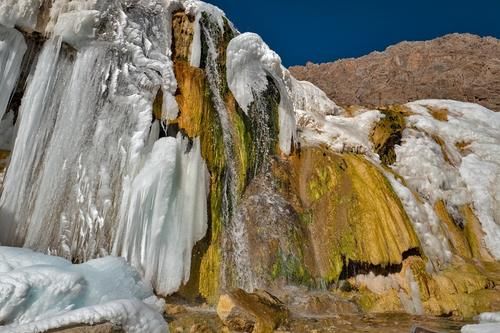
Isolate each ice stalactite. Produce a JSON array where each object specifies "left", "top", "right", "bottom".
[
  {"left": 0, "top": 38, "right": 72, "bottom": 246},
  {"left": 0, "top": 26, "right": 27, "bottom": 123},
  {"left": 113, "top": 134, "right": 209, "bottom": 295}
]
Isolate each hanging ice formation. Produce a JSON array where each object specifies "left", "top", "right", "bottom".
[{"left": 0, "top": 0, "right": 214, "bottom": 296}]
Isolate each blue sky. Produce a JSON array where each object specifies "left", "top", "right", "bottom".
[{"left": 208, "top": 0, "right": 500, "bottom": 66}]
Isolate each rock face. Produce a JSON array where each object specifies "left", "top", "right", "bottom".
[
  {"left": 290, "top": 34, "right": 500, "bottom": 112},
  {"left": 217, "top": 289, "right": 289, "bottom": 333}
]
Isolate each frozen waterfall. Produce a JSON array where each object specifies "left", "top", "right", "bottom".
[{"left": 0, "top": 0, "right": 210, "bottom": 297}]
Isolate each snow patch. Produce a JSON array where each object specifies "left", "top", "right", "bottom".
[{"left": 461, "top": 312, "right": 500, "bottom": 333}]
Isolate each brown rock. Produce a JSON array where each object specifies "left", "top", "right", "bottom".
[
  {"left": 290, "top": 34, "right": 500, "bottom": 112},
  {"left": 165, "top": 303, "right": 188, "bottom": 316},
  {"left": 189, "top": 323, "right": 215, "bottom": 333},
  {"left": 217, "top": 289, "right": 289, "bottom": 333}
]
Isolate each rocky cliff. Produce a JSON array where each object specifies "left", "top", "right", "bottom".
[{"left": 290, "top": 34, "right": 500, "bottom": 112}]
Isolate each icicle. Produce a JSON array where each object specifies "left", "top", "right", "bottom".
[
  {"left": 0, "top": 38, "right": 67, "bottom": 246},
  {"left": 0, "top": 26, "right": 27, "bottom": 123}
]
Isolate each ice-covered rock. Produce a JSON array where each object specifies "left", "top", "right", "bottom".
[
  {"left": 227, "top": 32, "right": 297, "bottom": 155},
  {"left": 401, "top": 100, "right": 500, "bottom": 259}
]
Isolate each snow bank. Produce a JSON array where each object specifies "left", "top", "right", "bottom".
[
  {"left": 0, "top": 246, "right": 168, "bottom": 332},
  {"left": 385, "top": 172, "right": 452, "bottom": 266},
  {"left": 226, "top": 33, "right": 297, "bottom": 155},
  {"left": 290, "top": 78, "right": 342, "bottom": 116}
]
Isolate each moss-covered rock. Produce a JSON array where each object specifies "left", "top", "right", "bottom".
[
  {"left": 434, "top": 200, "right": 473, "bottom": 259},
  {"left": 289, "top": 147, "right": 420, "bottom": 282},
  {"left": 371, "top": 105, "right": 408, "bottom": 165}
]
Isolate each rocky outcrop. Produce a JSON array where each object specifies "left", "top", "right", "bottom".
[
  {"left": 217, "top": 289, "right": 289, "bottom": 333},
  {"left": 290, "top": 34, "right": 500, "bottom": 112}
]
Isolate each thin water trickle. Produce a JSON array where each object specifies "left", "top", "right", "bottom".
[{"left": 202, "top": 21, "right": 254, "bottom": 292}]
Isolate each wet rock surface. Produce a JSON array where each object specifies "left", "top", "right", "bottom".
[{"left": 167, "top": 303, "right": 471, "bottom": 333}]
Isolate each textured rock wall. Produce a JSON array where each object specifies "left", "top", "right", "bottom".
[{"left": 290, "top": 34, "right": 500, "bottom": 112}]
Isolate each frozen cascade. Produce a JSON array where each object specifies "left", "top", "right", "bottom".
[
  {"left": 201, "top": 19, "right": 255, "bottom": 291},
  {"left": 0, "top": 0, "right": 209, "bottom": 297},
  {"left": 0, "top": 26, "right": 27, "bottom": 123},
  {"left": 113, "top": 135, "right": 209, "bottom": 295}
]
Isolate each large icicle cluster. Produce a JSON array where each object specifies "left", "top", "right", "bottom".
[{"left": 113, "top": 134, "right": 209, "bottom": 295}]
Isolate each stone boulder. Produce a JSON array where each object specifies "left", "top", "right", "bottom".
[{"left": 217, "top": 289, "right": 289, "bottom": 333}]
